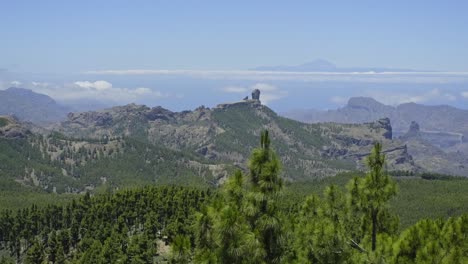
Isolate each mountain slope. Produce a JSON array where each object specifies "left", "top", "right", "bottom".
[
  {"left": 3, "top": 95, "right": 468, "bottom": 197},
  {"left": 0, "top": 116, "right": 229, "bottom": 194},
  {"left": 56, "top": 100, "right": 417, "bottom": 181},
  {"left": 0, "top": 87, "right": 70, "bottom": 124}
]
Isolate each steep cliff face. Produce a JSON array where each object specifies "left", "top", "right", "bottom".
[
  {"left": 318, "top": 117, "right": 415, "bottom": 172},
  {"left": 392, "top": 121, "right": 468, "bottom": 176},
  {"left": 400, "top": 121, "right": 421, "bottom": 140}
]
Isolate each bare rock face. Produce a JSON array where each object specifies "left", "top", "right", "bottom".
[
  {"left": 400, "top": 121, "right": 421, "bottom": 140},
  {"left": 144, "top": 106, "right": 174, "bottom": 121},
  {"left": 252, "top": 89, "right": 260, "bottom": 100},
  {"left": 368, "top": 118, "right": 393, "bottom": 139},
  {"left": 408, "top": 121, "right": 420, "bottom": 135},
  {"left": 0, "top": 116, "right": 30, "bottom": 138},
  {"left": 67, "top": 111, "right": 113, "bottom": 127}
]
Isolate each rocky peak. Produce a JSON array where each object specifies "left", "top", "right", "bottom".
[
  {"left": 145, "top": 106, "right": 174, "bottom": 121},
  {"left": 0, "top": 116, "right": 30, "bottom": 138},
  {"left": 400, "top": 121, "right": 421, "bottom": 140},
  {"left": 408, "top": 121, "right": 420, "bottom": 133},
  {"left": 347, "top": 97, "right": 390, "bottom": 112},
  {"left": 67, "top": 111, "right": 113, "bottom": 127},
  {"left": 368, "top": 118, "right": 393, "bottom": 139},
  {"left": 252, "top": 89, "right": 261, "bottom": 101}
]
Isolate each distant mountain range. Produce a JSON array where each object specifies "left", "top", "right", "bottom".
[
  {"left": 2, "top": 89, "right": 468, "bottom": 196},
  {"left": 1, "top": 97, "right": 424, "bottom": 194},
  {"left": 283, "top": 97, "right": 468, "bottom": 138},
  {"left": 252, "top": 59, "right": 415, "bottom": 72},
  {"left": 0, "top": 87, "right": 70, "bottom": 124},
  {"left": 283, "top": 97, "right": 468, "bottom": 174}
]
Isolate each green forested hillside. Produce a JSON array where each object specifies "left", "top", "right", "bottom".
[
  {"left": 58, "top": 101, "right": 418, "bottom": 180},
  {"left": 1, "top": 132, "right": 467, "bottom": 263},
  {"left": 0, "top": 132, "right": 227, "bottom": 195},
  {"left": 284, "top": 174, "right": 468, "bottom": 228},
  {"left": 0, "top": 186, "right": 210, "bottom": 263},
  {"left": 1, "top": 105, "right": 468, "bottom": 263}
]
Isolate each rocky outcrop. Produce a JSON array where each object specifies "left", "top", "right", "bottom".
[
  {"left": 0, "top": 116, "right": 30, "bottom": 138},
  {"left": 321, "top": 146, "right": 349, "bottom": 158},
  {"left": 196, "top": 144, "right": 218, "bottom": 160},
  {"left": 333, "top": 135, "right": 372, "bottom": 147},
  {"left": 65, "top": 104, "right": 177, "bottom": 127},
  {"left": 67, "top": 111, "right": 113, "bottom": 127},
  {"left": 144, "top": 106, "right": 174, "bottom": 121},
  {"left": 252, "top": 89, "right": 260, "bottom": 100},
  {"left": 367, "top": 118, "right": 393, "bottom": 139},
  {"left": 401, "top": 121, "right": 421, "bottom": 139},
  {"left": 216, "top": 100, "right": 262, "bottom": 110}
]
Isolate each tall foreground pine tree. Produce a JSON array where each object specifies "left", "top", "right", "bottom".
[
  {"left": 246, "top": 130, "right": 285, "bottom": 263},
  {"left": 195, "top": 130, "right": 285, "bottom": 264},
  {"left": 358, "top": 142, "right": 398, "bottom": 251},
  {"left": 294, "top": 142, "right": 399, "bottom": 263}
]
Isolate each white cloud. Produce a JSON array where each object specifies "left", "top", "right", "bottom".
[
  {"left": 253, "top": 83, "right": 287, "bottom": 105},
  {"left": 10, "top": 80, "right": 22, "bottom": 87},
  {"left": 84, "top": 69, "right": 468, "bottom": 84},
  {"left": 222, "top": 86, "right": 248, "bottom": 93},
  {"left": 461, "top": 91, "right": 468, "bottom": 98},
  {"left": 261, "top": 92, "right": 287, "bottom": 105},
  {"left": 31, "top": 81, "right": 50, "bottom": 87},
  {"left": 365, "top": 88, "right": 456, "bottom": 105},
  {"left": 133, "top": 87, "right": 154, "bottom": 95},
  {"left": 74, "top": 80, "right": 112, "bottom": 91},
  {"left": 26, "top": 80, "right": 166, "bottom": 104}
]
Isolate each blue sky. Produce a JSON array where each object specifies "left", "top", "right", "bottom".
[
  {"left": 2, "top": 0, "right": 468, "bottom": 72},
  {"left": 1, "top": 1, "right": 468, "bottom": 112}
]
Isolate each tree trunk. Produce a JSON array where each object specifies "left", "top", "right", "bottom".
[{"left": 371, "top": 208, "right": 377, "bottom": 251}]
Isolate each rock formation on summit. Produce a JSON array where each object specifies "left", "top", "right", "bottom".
[
  {"left": 407, "top": 121, "right": 420, "bottom": 136},
  {"left": 400, "top": 121, "right": 421, "bottom": 140},
  {"left": 252, "top": 89, "right": 260, "bottom": 100}
]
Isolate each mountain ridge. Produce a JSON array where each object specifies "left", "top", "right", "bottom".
[
  {"left": 283, "top": 96, "right": 468, "bottom": 137},
  {"left": 0, "top": 87, "right": 70, "bottom": 124},
  {"left": 2, "top": 93, "right": 468, "bottom": 196}
]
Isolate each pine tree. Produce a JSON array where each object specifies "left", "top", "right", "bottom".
[
  {"left": 194, "top": 171, "right": 261, "bottom": 263},
  {"left": 194, "top": 131, "right": 284, "bottom": 263},
  {"left": 246, "top": 130, "right": 285, "bottom": 263},
  {"left": 294, "top": 187, "right": 351, "bottom": 264},
  {"left": 348, "top": 142, "right": 398, "bottom": 252},
  {"left": 169, "top": 235, "right": 191, "bottom": 264},
  {"left": 25, "top": 239, "right": 43, "bottom": 264}
]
